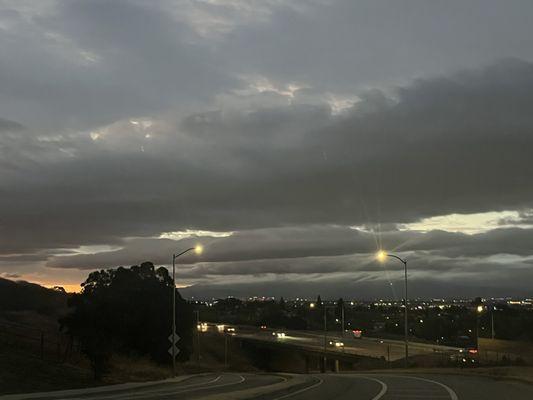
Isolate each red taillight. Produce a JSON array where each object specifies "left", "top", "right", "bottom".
[{"left": 468, "top": 349, "right": 478, "bottom": 354}]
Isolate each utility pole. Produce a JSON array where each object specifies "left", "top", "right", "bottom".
[
  {"left": 403, "top": 259, "right": 408, "bottom": 368},
  {"left": 224, "top": 333, "right": 228, "bottom": 368},
  {"left": 341, "top": 305, "right": 345, "bottom": 338},
  {"left": 491, "top": 307, "right": 495, "bottom": 339},
  {"left": 323, "top": 306, "right": 327, "bottom": 372},
  {"left": 172, "top": 254, "right": 177, "bottom": 376}
]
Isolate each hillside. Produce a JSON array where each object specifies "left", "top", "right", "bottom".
[{"left": 0, "top": 278, "right": 68, "bottom": 316}]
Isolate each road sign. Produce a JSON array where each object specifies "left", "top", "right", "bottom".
[
  {"left": 168, "top": 344, "right": 180, "bottom": 357},
  {"left": 168, "top": 333, "right": 180, "bottom": 344}
]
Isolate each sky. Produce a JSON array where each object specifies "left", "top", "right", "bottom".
[{"left": 1, "top": 0, "right": 533, "bottom": 298}]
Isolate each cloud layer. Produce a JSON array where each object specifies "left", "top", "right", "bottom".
[{"left": 2, "top": 0, "right": 533, "bottom": 296}]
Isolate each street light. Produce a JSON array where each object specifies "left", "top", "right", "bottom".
[
  {"left": 377, "top": 250, "right": 409, "bottom": 368},
  {"left": 171, "top": 245, "right": 203, "bottom": 376},
  {"left": 476, "top": 304, "right": 484, "bottom": 350},
  {"left": 319, "top": 304, "right": 339, "bottom": 372}
]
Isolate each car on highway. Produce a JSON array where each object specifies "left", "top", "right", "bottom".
[
  {"left": 272, "top": 331, "right": 286, "bottom": 338},
  {"left": 328, "top": 340, "right": 344, "bottom": 348},
  {"left": 451, "top": 347, "right": 479, "bottom": 367},
  {"left": 352, "top": 329, "right": 363, "bottom": 339},
  {"left": 224, "top": 326, "right": 236, "bottom": 334}
]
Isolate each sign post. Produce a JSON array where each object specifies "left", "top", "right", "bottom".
[{"left": 168, "top": 332, "right": 180, "bottom": 375}]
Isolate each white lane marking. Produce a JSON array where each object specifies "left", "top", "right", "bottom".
[
  {"left": 122, "top": 374, "right": 245, "bottom": 400},
  {"left": 371, "top": 375, "right": 458, "bottom": 400},
  {"left": 394, "top": 376, "right": 458, "bottom": 400},
  {"left": 96, "top": 375, "right": 222, "bottom": 400},
  {"left": 78, "top": 374, "right": 230, "bottom": 400},
  {"left": 352, "top": 376, "right": 388, "bottom": 400},
  {"left": 186, "top": 374, "right": 245, "bottom": 394},
  {"left": 169, "top": 375, "right": 222, "bottom": 389},
  {"left": 269, "top": 378, "right": 323, "bottom": 400}
]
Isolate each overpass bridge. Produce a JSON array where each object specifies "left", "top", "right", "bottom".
[{"left": 204, "top": 324, "right": 460, "bottom": 373}]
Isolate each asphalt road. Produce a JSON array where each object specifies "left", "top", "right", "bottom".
[
  {"left": 262, "top": 373, "right": 533, "bottom": 400},
  {"left": 0, "top": 373, "right": 284, "bottom": 400},
  {"left": 4, "top": 372, "right": 533, "bottom": 400}
]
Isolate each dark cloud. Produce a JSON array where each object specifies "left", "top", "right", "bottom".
[
  {"left": 220, "top": 0, "right": 533, "bottom": 94},
  {"left": 0, "top": 0, "right": 238, "bottom": 133},
  {"left": 47, "top": 226, "right": 533, "bottom": 282},
  {"left": 3, "top": 60, "right": 533, "bottom": 258},
  {"left": 2, "top": 1, "right": 533, "bottom": 296},
  {"left": 180, "top": 265, "right": 533, "bottom": 300}
]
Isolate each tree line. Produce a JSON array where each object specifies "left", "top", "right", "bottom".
[{"left": 60, "top": 262, "right": 193, "bottom": 380}]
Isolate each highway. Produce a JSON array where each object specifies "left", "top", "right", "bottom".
[{"left": 232, "top": 327, "right": 460, "bottom": 360}]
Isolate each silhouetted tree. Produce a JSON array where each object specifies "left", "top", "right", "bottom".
[
  {"left": 60, "top": 262, "right": 193, "bottom": 380},
  {"left": 316, "top": 295, "right": 323, "bottom": 307},
  {"left": 279, "top": 297, "right": 286, "bottom": 311},
  {"left": 336, "top": 298, "right": 344, "bottom": 314}
]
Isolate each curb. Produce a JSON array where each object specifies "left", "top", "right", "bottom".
[
  {"left": 0, "top": 374, "right": 206, "bottom": 400},
  {"left": 195, "top": 374, "right": 315, "bottom": 400}
]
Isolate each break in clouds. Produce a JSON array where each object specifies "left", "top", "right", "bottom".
[{"left": 2, "top": 0, "right": 533, "bottom": 297}]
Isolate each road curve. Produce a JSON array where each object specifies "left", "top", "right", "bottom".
[
  {"left": 0, "top": 373, "right": 283, "bottom": 400},
  {"left": 5, "top": 372, "right": 533, "bottom": 400},
  {"left": 260, "top": 373, "right": 533, "bottom": 400}
]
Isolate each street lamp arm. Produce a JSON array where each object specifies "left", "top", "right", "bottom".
[
  {"left": 173, "top": 247, "right": 196, "bottom": 259},
  {"left": 387, "top": 254, "right": 407, "bottom": 264}
]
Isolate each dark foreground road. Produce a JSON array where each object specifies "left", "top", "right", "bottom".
[
  {"left": 263, "top": 373, "right": 533, "bottom": 400},
  {"left": 0, "top": 373, "right": 284, "bottom": 400},
  {"left": 3, "top": 372, "right": 533, "bottom": 400}
]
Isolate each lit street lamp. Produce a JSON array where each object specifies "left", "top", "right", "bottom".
[
  {"left": 377, "top": 250, "right": 409, "bottom": 368},
  {"left": 171, "top": 245, "right": 203, "bottom": 376},
  {"left": 476, "top": 304, "right": 484, "bottom": 349}
]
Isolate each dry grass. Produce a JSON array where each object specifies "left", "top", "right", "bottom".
[
  {"left": 479, "top": 338, "right": 533, "bottom": 363},
  {"left": 465, "top": 366, "right": 533, "bottom": 384},
  {"left": 0, "top": 330, "right": 262, "bottom": 395},
  {"left": 105, "top": 355, "right": 172, "bottom": 383},
  {"left": 0, "top": 343, "right": 93, "bottom": 395}
]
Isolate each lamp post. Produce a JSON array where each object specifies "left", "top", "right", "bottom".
[
  {"left": 341, "top": 304, "right": 345, "bottom": 338},
  {"left": 195, "top": 310, "right": 201, "bottom": 365},
  {"left": 171, "top": 245, "right": 203, "bottom": 376},
  {"left": 319, "top": 304, "right": 337, "bottom": 372},
  {"left": 377, "top": 251, "right": 409, "bottom": 368},
  {"left": 476, "top": 304, "right": 483, "bottom": 349},
  {"left": 491, "top": 306, "right": 496, "bottom": 340}
]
